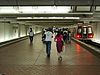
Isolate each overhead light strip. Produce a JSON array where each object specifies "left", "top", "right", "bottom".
[
  {"left": 17, "top": 17, "right": 80, "bottom": 19},
  {"left": 0, "top": 6, "right": 71, "bottom": 14}
]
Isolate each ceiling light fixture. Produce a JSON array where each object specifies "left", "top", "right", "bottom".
[
  {"left": 17, "top": 17, "right": 80, "bottom": 19},
  {"left": 0, "top": 6, "right": 71, "bottom": 14}
]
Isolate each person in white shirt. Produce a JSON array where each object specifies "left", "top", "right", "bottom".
[
  {"left": 45, "top": 28, "right": 53, "bottom": 58},
  {"left": 29, "top": 28, "right": 34, "bottom": 43}
]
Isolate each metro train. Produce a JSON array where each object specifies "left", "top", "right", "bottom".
[{"left": 75, "top": 25, "right": 94, "bottom": 41}]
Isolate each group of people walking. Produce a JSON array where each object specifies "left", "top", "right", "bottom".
[
  {"left": 43, "top": 28, "right": 71, "bottom": 61},
  {"left": 28, "top": 27, "right": 71, "bottom": 61}
]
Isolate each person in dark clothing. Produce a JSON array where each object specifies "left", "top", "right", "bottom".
[
  {"left": 42, "top": 30, "right": 46, "bottom": 43},
  {"left": 68, "top": 30, "right": 71, "bottom": 43},
  {"left": 63, "top": 31, "right": 68, "bottom": 44},
  {"left": 29, "top": 28, "right": 34, "bottom": 43}
]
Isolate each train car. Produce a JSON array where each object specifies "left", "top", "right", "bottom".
[{"left": 76, "top": 25, "right": 94, "bottom": 41}]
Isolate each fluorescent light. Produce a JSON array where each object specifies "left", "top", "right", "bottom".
[
  {"left": 64, "top": 17, "right": 80, "bottom": 19},
  {"left": 18, "top": 6, "right": 33, "bottom": 13},
  {"left": 17, "top": 17, "right": 32, "bottom": 19},
  {"left": 0, "top": 6, "right": 19, "bottom": 13},
  {"left": 26, "top": 20, "right": 71, "bottom": 23},
  {"left": 0, "top": 6, "right": 71, "bottom": 14},
  {"left": 17, "top": 17, "right": 80, "bottom": 19}
]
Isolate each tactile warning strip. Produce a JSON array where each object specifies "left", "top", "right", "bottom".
[{"left": 0, "top": 65, "right": 100, "bottom": 75}]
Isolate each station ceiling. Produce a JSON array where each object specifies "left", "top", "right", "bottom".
[
  {"left": 0, "top": 0, "right": 99, "bottom": 6},
  {"left": 0, "top": 0, "right": 100, "bottom": 27}
]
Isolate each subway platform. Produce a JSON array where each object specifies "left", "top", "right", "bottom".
[{"left": 0, "top": 34, "right": 100, "bottom": 75}]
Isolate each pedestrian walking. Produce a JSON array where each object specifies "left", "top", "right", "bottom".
[
  {"left": 68, "top": 30, "right": 71, "bottom": 43},
  {"left": 63, "top": 31, "right": 68, "bottom": 44},
  {"left": 54, "top": 31, "right": 63, "bottom": 61},
  {"left": 29, "top": 28, "right": 34, "bottom": 43},
  {"left": 45, "top": 28, "right": 53, "bottom": 58}
]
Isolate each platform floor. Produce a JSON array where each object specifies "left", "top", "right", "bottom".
[{"left": 0, "top": 34, "right": 100, "bottom": 75}]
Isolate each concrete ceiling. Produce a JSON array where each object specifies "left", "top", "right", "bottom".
[
  {"left": 0, "top": 0, "right": 99, "bottom": 6},
  {"left": 0, "top": 0, "right": 100, "bottom": 27}
]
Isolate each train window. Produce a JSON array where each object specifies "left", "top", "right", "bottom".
[
  {"left": 88, "top": 27, "right": 92, "bottom": 34},
  {"left": 83, "top": 27, "right": 87, "bottom": 34},
  {"left": 78, "top": 28, "right": 82, "bottom": 33}
]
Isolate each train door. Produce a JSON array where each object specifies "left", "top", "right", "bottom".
[{"left": 82, "top": 26, "right": 88, "bottom": 39}]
